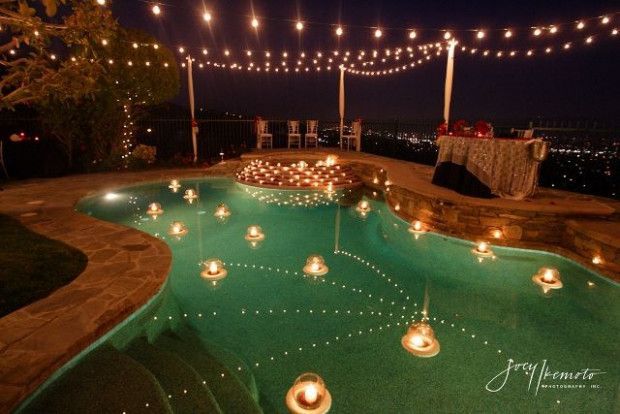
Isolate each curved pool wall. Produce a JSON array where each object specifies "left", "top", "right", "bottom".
[{"left": 19, "top": 177, "right": 620, "bottom": 413}]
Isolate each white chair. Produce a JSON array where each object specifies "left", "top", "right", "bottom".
[
  {"left": 257, "top": 120, "right": 273, "bottom": 149},
  {"left": 287, "top": 120, "right": 301, "bottom": 148},
  {"left": 305, "top": 120, "right": 318, "bottom": 148},
  {"left": 341, "top": 120, "right": 362, "bottom": 151},
  {"left": 512, "top": 128, "right": 534, "bottom": 139}
]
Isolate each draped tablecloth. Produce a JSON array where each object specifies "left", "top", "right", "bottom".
[{"left": 432, "top": 135, "right": 545, "bottom": 200}]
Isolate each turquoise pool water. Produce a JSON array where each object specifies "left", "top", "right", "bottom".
[{"left": 24, "top": 178, "right": 620, "bottom": 413}]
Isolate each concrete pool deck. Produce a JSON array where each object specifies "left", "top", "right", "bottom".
[{"left": 0, "top": 153, "right": 617, "bottom": 411}]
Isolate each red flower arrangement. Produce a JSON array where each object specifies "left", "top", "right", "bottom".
[
  {"left": 452, "top": 119, "right": 468, "bottom": 135},
  {"left": 474, "top": 120, "right": 492, "bottom": 137}
]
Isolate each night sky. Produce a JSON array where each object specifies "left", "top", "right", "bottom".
[{"left": 113, "top": 0, "right": 620, "bottom": 121}]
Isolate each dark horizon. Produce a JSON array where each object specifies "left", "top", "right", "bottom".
[{"left": 113, "top": 0, "right": 619, "bottom": 122}]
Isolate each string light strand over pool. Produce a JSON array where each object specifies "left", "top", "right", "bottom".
[{"left": 126, "top": 1, "right": 617, "bottom": 41}]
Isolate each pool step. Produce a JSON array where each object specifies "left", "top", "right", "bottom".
[
  {"left": 19, "top": 345, "right": 173, "bottom": 414},
  {"left": 126, "top": 337, "right": 223, "bottom": 414},
  {"left": 156, "top": 330, "right": 263, "bottom": 414}
]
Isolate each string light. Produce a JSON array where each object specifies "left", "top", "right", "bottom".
[
  {"left": 549, "top": 25, "right": 558, "bottom": 34},
  {"left": 601, "top": 16, "right": 610, "bottom": 25},
  {"left": 151, "top": 4, "right": 161, "bottom": 16},
  {"left": 96, "top": 0, "right": 106, "bottom": 5},
  {"left": 296, "top": 21, "right": 304, "bottom": 31},
  {"left": 443, "top": 31, "right": 452, "bottom": 40},
  {"left": 533, "top": 28, "right": 542, "bottom": 36},
  {"left": 335, "top": 26, "right": 343, "bottom": 36},
  {"left": 504, "top": 29, "right": 513, "bottom": 38},
  {"left": 374, "top": 28, "right": 382, "bottom": 38},
  {"left": 251, "top": 17, "right": 259, "bottom": 29},
  {"left": 203, "top": 11, "right": 212, "bottom": 22},
  {"left": 576, "top": 21, "right": 585, "bottom": 30},
  {"left": 408, "top": 30, "right": 417, "bottom": 39},
  {"left": 476, "top": 30, "right": 485, "bottom": 39}
]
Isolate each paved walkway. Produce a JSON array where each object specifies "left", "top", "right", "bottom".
[{"left": 0, "top": 167, "right": 227, "bottom": 412}]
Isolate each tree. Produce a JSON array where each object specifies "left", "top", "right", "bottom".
[
  {"left": 37, "top": 27, "right": 179, "bottom": 169},
  {"left": 0, "top": 0, "right": 117, "bottom": 108}
]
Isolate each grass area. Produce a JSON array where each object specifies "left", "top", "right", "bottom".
[{"left": 0, "top": 214, "right": 87, "bottom": 317}]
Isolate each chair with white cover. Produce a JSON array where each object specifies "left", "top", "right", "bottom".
[
  {"left": 257, "top": 120, "right": 273, "bottom": 149},
  {"left": 305, "top": 120, "right": 318, "bottom": 148},
  {"left": 341, "top": 120, "right": 362, "bottom": 151},
  {"left": 512, "top": 128, "right": 534, "bottom": 139},
  {"left": 287, "top": 120, "right": 302, "bottom": 148}
]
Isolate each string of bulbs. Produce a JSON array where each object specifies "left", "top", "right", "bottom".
[{"left": 131, "top": 1, "right": 617, "bottom": 42}]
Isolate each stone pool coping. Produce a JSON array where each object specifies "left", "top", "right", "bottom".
[
  {"left": 0, "top": 166, "right": 239, "bottom": 412},
  {"left": 0, "top": 154, "right": 617, "bottom": 411}
]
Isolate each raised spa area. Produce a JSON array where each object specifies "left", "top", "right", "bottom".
[{"left": 11, "top": 156, "right": 618, "bottom": 414}]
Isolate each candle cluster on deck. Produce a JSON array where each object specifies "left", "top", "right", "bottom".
[{"left": 236, "top": 158, "right": 361, "bottom": 190}]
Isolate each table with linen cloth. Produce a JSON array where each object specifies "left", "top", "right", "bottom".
[{"left": 431, "top": 135, "right": 547, "bottom": 200}]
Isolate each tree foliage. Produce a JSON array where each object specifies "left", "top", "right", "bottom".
[
  {"left": 0, "top": 0, "right": 117, "bottom": 108},
  {"left": 0, "top": 1, "right": 180, "bottom": 169},
  {"left": 37, "top": 27, "right": 179, "bottom": 169}
]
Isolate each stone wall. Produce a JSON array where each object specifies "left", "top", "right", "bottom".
[{"left": 349, "top": 162, "right": 620, "bottom": 280}]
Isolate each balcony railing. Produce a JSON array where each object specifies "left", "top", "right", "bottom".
[{"left": 0, "top": 113, "right": 617, "bottom": 199}]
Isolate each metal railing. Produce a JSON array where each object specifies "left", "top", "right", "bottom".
[{"left": 1, "top": 113, "right": 618, "bottom": 199}]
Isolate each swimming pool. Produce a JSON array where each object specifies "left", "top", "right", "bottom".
[{"left": 20, "top": 177, "right": 619, "bottom": 413}]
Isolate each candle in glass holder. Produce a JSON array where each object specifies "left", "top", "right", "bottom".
[
  {"left": 285, "top": 373, "right": 331, "bottom": 414},
  {"left": 356, "top": 199, "right": 371, "bottom": 216},
  {"left": 146, "top": 202, "right": 163, "bottom": 217},
  {"left": 401, "top": 321, "right": 440, "bottom": 357},
  {"left": 200, "top": 259, "right": 227, "bottom": 281},
  {"left": 168, "top": 179, "right": 181, "bottom": 192},
  {"left": 532, "top": 267, "right": 563, "bottom": 290},
  {"left": 214, "top": 203, "right": 231, "bottom": 219},
  {"left": 303, "top": 255, "right": 329, "bottom": 277},
  {"left": 183, "top": 188, "right": 198, "bottom": 201},
  {"left": 245, "top": 225, "right": 265, "bottom": 242},
  {"left": 168, "top": 221, "right": 188, "bottom": 237},
  {"left": 472, "top": 241, "right": 494, "bottom": 258}
]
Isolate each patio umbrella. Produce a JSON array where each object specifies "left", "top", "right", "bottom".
[
  {"left": 339, "top": 67, "right": 345, "bottom": 149},
  {"left": 187, "top": 55, "right": 199, "bottom": 163},
  {"left": 443, "top": 39, "right": 457, "bottom": 127}
]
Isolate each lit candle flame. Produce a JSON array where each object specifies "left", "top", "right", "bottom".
[
  {"left": 303, "top": 384, "right": 318, "bottom": 405},
  {"left": 542, "top": 269, "right": 555, "bottom": 283}
]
